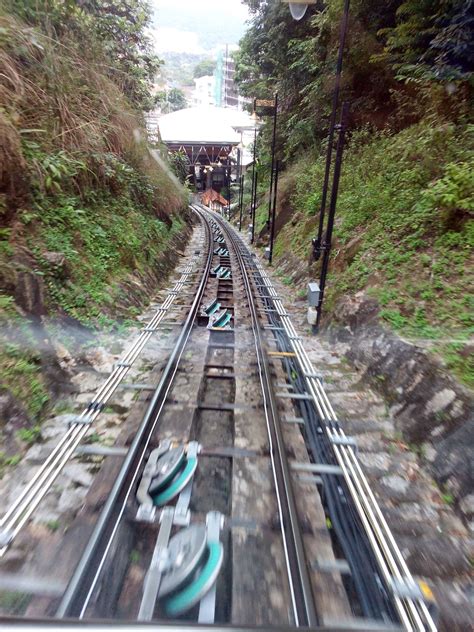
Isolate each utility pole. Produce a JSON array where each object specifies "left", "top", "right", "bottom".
[
  {"left": 251, "top": 170, "right": 258, "bottom": 244},
  {"left": 226, "top": 164, "right": 231, "bottom": 216}
]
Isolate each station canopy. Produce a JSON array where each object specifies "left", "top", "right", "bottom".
[{"left": 159, "top": 106, "right": 255, "bottom": 166}]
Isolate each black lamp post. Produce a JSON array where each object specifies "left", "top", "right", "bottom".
[
  {"left": 312, "top": 0, "right": 351, "bottom": 262},
  {"left": 266, "top": 93, "right": 278, "bottom": 229},
  {"left": 249, "top": 114, "right": 261, "bottom": 244},
  {"left": 268, "top": 159, "right": 280, "bottom": 265},
  {"left": 284, "top": 0, "right": 351, "bottom": 332}
]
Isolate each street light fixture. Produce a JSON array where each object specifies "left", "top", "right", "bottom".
[{"left": 281, "top": 0, "right": 317, "bottom": 21}]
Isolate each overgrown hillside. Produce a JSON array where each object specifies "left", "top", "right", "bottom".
[
  {"left": 236, "top": 0, "right": 473, "bottom": 387},
  {"left": 0, "top": 1, "right": 188, "bottom": 438},
  {"left": 255, "top": 120, "right": 473, "bottom": 385}
]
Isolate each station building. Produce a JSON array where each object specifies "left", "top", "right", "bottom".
[{"left": 158, "top": 106, "right": 255, "bottom": 194}]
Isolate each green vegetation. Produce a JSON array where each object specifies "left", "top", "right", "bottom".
[
  {"left": 155, "top": 87, "right": 188, "bottom": 113},
  {"left": 193, "top": 59, "right": 216, "bottom": 79},
  {"left": 0, "top": 345, "right": 49, "bottom": 419},
  {"left": 0, "top": 591, "right": 31, "bottom": 614},
  {"left": 130, "top": 549, "right": 141, "bottom": 564},
  {"left": 46, "top": 519, "right": 61, "bottom": 532},
  {"left": 272, "top": 122, "right": 473, "bottom": 385},
  {"left": 0, "top": 452, "right": 22, "bottom": 479},
  {"left": 17, "top": 425, "right": 42, "bottom": 445},
  {"left": 236, "top": 1, "right": 473, "bottom": 388},
  {"left": 0, "top": 1, "right": 188, "bottom": 430}
]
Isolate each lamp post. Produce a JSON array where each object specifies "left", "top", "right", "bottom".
[
  {"left": 283, "top": 0, "right": 351, "bottom": 332},
  {"left": 268, "top": 160, "right": 280, "bottom": 265},
  {"left": 266, "top": 93, "right": 278, "bottom": 229},
  {"left": 283, "top": 0, "right": 317, "bottom": 21},
  {"left": 239, "top": 174, "right": 244, "bottom": 230},
  {"left": 249, "top": 111, "right": 261, "bottom": 244},
  {"left": 312, "top": 0, "right": 350, "bottom": 262}
]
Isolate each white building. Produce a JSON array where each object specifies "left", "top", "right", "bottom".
[{"left": 193, "top": 75, "right": 216, "bottom": 107}]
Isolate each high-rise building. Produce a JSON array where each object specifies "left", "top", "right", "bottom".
[
  {"left": 214, "top": 46, "right": 250, "bottom": 110},
  {"left": 223, "top": 47, "right": 239, "bottom": 108},
  {"left": 193, "top": 75, "right": 216, "bottom": 107}
]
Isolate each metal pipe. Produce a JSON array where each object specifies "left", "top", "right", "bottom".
[
  {"left": 57, "top": 218, "right": 213, "bottom": 618},
  {"left": 246, "top": 256, "right": 437, "bottom": 632},
  {"left": 208, "top": 209, "right": 318, "bottom": 627},
  {"left": 0, "top": 236, "right": 205, "bottom": 556}
]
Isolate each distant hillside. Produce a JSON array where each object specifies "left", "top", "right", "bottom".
[{"left": 153, "top": 2, "right": 248, "bottom": 52}]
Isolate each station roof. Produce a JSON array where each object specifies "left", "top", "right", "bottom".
[
  {"left": 158, "top": 106, "right": 254, "bottom": 145},
  {"left": 201, "top": 188, "right": 228, "bottom": 207}
]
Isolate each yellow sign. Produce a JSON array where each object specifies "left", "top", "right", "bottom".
[{"left": 255, "top": 99, "right": 275, "bottom": 108}]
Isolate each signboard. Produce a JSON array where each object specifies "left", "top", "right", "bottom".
[{"left": 253, "top": 97, "right": 277, "bottom": 117}]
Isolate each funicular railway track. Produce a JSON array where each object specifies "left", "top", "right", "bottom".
[{"left": 0, "top": 206, "right": 437, "bottom": 632}]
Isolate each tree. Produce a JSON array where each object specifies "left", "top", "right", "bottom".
[
  {"left": 4, "top": 0, "right": 161, "bottom": 111},
  {"left": 381, "top": 0, "right": 474, "bottom": 83},
  {"left": 156, "top": 88, "right": 187, "bottom": 113},
  {"left": 168, "top": 150, "right": 189, "bottom": 184},
  {"left": 193, "top": 59, "right": 216, "bottom": 79},
  {"left": 79, "top": 0, "right": 161, "bottom": 110},
  {"left": 236, "top": 0, "right": 472, "bottom": 160}
]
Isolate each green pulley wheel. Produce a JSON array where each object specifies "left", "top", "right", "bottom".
[
  {"left": 163, "top": 541, "right": 224, "bottom": 617},
  {"left": 149, "top": 446, "right": 185, "bottom": 495},
  {"left": 152, "top": 457, "right": 198, "bottom": 507}
]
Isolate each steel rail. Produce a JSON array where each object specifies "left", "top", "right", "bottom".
[
  {"left": 245, "top": 250, "right": 437, "bottom": 632},
  {"left": 0, "top": 228, "right": 205, "bottom": 556},
  {"left": 56, "top": 214, "right": 213, "bottom": 618},
  {"left": 197, "top": 206, "right": 318, "bottom": 628},
  {"left": 0, "top": 617, "right": 404, "bottom": 632}
]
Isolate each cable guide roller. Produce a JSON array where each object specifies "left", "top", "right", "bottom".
[
  {"left": 138, "top": 511, "right": 224, "bottom": 622},
  {"left": 136, "top": 441, "right": 199, "bottom": 522},
  {"left": 208, "top": 310, "right": 233, "bottom": 330}
]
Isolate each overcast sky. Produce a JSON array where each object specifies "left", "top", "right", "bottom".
[{"left": 150, "top": 0, "right": 251, "bottom": 54}]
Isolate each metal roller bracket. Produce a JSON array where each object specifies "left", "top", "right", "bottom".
[
  {"left": 137, "top": 506, "right": 174, "bottom": 621},
  {"left": 173, "top": 441, "right": 200, "bottom": 525},
  {"left": 198, "top": 511, "right": 224, "bottom": 624},
  {"left": 136, "top": 440, "right": 171, "bottom": 522},
  {"left": 66, "top": 414, "right": 93, "bottom": 427}
]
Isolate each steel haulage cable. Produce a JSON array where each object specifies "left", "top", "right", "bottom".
[
  {"left": 0, "top": 232, "right": 206, "bottom": 556},
  {"left": 247, "top": 269, "right": 394, "bottom": 619},
  {"left": 248, "top": 253, "right": 436, "bottom": 632},
  {"left": 208, "top": 211, "right": 436, "bottom": 632}
]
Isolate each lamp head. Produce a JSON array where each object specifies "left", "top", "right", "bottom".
[{"left": 281, "top": 1, "right": 316, "bottom": 21}]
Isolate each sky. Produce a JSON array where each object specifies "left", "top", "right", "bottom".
[{"left": 150, "top": 0, "right": 251, "bottom": 54}]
